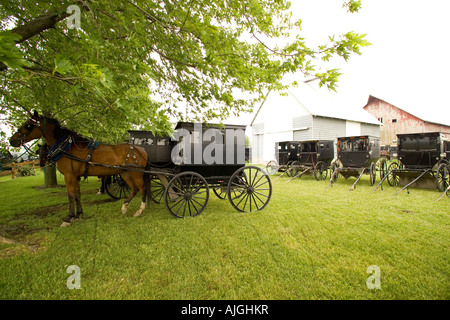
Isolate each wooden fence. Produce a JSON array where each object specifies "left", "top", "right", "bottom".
[{"left": 10, "top": 160, "right": 40, "bottom": 179}]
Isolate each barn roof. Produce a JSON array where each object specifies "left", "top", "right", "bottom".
[
  {"left": 252, "top": 79, "right": 380, "bottom": 126},
  {"left": 364, "top": 95, "right": 450, "bottom": 128}
]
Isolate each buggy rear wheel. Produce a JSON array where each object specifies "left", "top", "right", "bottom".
[
  {"left": 369, "top": 162, "right": 377, "bottom": 186},
  {"left": 387, "top": 162, "right": 401, "bottom": 187},
  {"left": 314, "top": 161, "right": 328, "bottom": 181},
  {"left": 436, "top": 163, "right": 449, "bottom": 192},
  {"left": 289, "top": 160, "right": 301, "bottom": 178},
  {"left": 228, "top": 166, "right": 272, "bottom": 212},
  {"left": 379, "top": 159, "right": 387, "bottom": 180},
  {"left": 104, "top": 174, "right": 131, "bottom": 199},
  {"left": 212, "top": 183, "right": 228, "bottom": 199},
  {"left": 330, "top": 162, "right": 340, "bottom": 182},
  {"left": 164, "top": 172, "right": 209, "bottom": 218},
  {"left": 265, "top": 160, "right": 279, "bottom": 175}
]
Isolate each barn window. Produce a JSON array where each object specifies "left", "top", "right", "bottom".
[{"left": 392, "top": 119, "right": 397, "bottom": 123}]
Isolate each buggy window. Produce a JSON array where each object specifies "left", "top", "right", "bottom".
[
  {"left": 301, "top": 142, "right": 316, "bottom": 152},
  {"left": 340, "top": 139, "right": 367, "bottom": 151}
]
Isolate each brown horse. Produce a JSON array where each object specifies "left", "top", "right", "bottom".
[{"left": 10, "top": 111, "right": 151, "bottom": 227}]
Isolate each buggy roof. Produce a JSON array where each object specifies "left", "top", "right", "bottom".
[
  {"left": 299, "top": 139, "right": 334, "bottom": 143},
  {"left": 174, "top": 121, "right": 246, "bottom": 131},
  {"left": 337, "top": 135, "right": 379, "bottom": 140},
  {"left": 396, "top": 132, "right": 447, "bottom": 139}
]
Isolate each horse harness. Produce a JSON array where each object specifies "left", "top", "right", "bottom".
[{"left": 47, "top": 135, "right": 144, "bottom": 179}]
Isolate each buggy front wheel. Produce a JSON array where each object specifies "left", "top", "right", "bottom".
[
  {"left": 164, "top": 172, "right": 209, "bottom": 218},
  {"left": 227, "top": 166, "right": 272, "bottom": 212},
  {"left": 104, "top": 174, "right": 131, "bottom": 199}
]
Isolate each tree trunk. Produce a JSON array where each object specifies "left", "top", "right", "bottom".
[{"left": 44, "top": 162, "right": 58, "bottom": 188}]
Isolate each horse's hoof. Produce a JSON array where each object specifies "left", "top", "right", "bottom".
[
  {"left": 133, "top": 210, "right": 143, "bottom": 217},
  {"left": 60, "top": 221, "right": 71, "bottom": 227},
  {"left": 121, "top": 203, "right": 129, "bottom": 214}
]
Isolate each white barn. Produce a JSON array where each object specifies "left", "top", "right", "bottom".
[{"left": 250, "top": 80, "right": 380, "bottom": 163}]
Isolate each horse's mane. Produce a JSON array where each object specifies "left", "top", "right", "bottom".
[{"left": 45, "top": 117, "right": 90, "bottom": 143}]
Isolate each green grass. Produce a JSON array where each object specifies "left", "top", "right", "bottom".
[{"left": 0, "top": 168, "right": 448, "bottom": 299}]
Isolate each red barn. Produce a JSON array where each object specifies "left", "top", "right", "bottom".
[{"left": 363, "top": 95, "right": 450, "bottom": 146}]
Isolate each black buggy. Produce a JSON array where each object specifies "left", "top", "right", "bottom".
[
  {"left": 288, "top": 140, "right": 335, "bottom": 181},
  {"left": 383, "top": 132, "right": 449, "bottom": 194},
  {"left": 105, "top": 122, "right": 272, "bottom": 217},
  {"left": 329, "top": 135, "right": 387, "bottom": 190},
  {"left": 265, "top": 141, "right": 299, "bottom": 176}
]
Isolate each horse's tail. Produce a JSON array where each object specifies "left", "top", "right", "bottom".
[{"left": 144, "top": 161, "right": 152, "bottom": 205}]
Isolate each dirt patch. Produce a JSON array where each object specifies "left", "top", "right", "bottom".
[{"left": 1, "top": 198, "right": 117, "bottom": 257}]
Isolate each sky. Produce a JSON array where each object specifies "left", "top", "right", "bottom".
[{"left": 228, "top": 0, "right": 450, "bottom": 126}]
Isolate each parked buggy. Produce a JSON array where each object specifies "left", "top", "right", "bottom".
[
  {"left": 329, "top": 135, "right": 387, "bottom": 190},
  {"left": 382, "top": 132, "right": 449, "bottom": 195},
  {"left": 106, "top": 122, "right": 272, "bottom": 217},
  {"left": 288, "top": 140, "right": 335, "bottom": 181},
  {"left": 265, "top": 141, "right": 299, "bottom": 176}
]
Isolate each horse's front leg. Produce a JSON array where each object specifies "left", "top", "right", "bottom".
[
  {"left": 61, "top": 174, "right": 79, "bottom": 227},
  {"left": 75, "top": 177, "right": 83, "bottom": 218}
]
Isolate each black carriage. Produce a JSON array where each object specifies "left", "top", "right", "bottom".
[
  {"left": 329, "top": 135, "right": 387, "bottom": 189},
  {"left": 288, "top": 140, "right": 335, "bottom": 181},
  {"left": 106, "top": 122, "right": 272, "bottom": 217},
  {"left": 384, "top": 132, "right": 449, "bottom": 194},
  {"left": 265, "top": 141, "right": 299, "bottom": 176}
]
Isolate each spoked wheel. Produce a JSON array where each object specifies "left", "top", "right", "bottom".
[
  {"left": 150, "top": 175, "right": 165, "bottom": 204},
  {"left": 228, "top": 166, "right": 272, "bottom": 212},
  {"left": 265, "top": 160, "right": 279, "bottom": 175},
  {"left": 369, "top": 162, "right": 377, "bottom": 186},
  {"left": 314, "top": 161, "right": 328, "bottom": 181},
  {"left": 289, "top": 160, "right": 301, "bottom": 178},
  {"left": 330, "top": 162, "right": 341, "bottom": 182},
  {"left": 379, "top": 159, "right": 388, "bottom": 180},
  {"left": 285, "top": 161, "right": 294, "bottom": 177},
  {"left": 212, "top": 182, "right": 228, "bottom": 200},
  {"left": 104, "top": 174, "right": 131, "bottom": 199},
  {"left": 164, "top": 172, "right": 209, "bottom": 218},
  {"left": 436, "top": 163, "right": 449, "bottom": 192},
  {"left": 387, "top": 161, "right": 401, "bottom": 187}
]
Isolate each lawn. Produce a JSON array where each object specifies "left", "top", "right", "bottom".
[{"left": 0, "top": 168, "right": 448, "bottom": 300}]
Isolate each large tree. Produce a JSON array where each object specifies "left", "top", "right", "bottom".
[{"left": 0, "top": 0, "right": 368, "bottom": 147}]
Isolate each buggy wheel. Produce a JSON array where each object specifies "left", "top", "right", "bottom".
[
  {"left": 330, "top": 162, "right": 340, "bottom": 182},
  {"left": 369, "top": 163, "right": 377, "bottom": 186},
  {"left": 164, "top": 172, "right": 209, "bottom": 218},
  {"left": 314, "top": 161, "right": 328, "bottom": 181},
  {"left": 266, "top": 160, "right": 279, "bottom": 175},
  {"left": 105, "top": 174, "right": 131, "bottom": 199},
  {"left": 150, "top": 175, "right": 165, "bottom": 204},
  {"left": 289, "top": 161, "right": 301, "bottom": 178},
  {"left": 228, "top": 166, "right": 272, "bottom": 212},
  {"left": 285, "top": 161, "right": 294, "bottom": 177},
  {"left": 436, "top": 163, "right": 449, "bottom": 192},
  {"left": 387, "top": 162, "right": 401, "bottom": 187},
  {"left": 212, "top": 183, "right": 228, "bottom": 200},
  {"left": 379, "top": 159, "right": 387, "bottom": 180}
]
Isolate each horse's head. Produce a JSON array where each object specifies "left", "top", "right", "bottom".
[{"left": 9, "top": 110, "right": 44, "bottom": 147}]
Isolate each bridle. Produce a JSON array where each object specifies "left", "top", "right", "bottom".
[{"left": 14, "top": 117, "right": 47, "bottom": 157}]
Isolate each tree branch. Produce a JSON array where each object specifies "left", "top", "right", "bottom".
[{"left": 0, "top": 10, "right": 70, "bottom": 71}]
